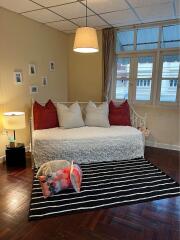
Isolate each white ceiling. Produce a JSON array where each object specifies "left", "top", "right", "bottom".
[{"left": 0, "top": 0, "right": 179, "bottom": 33}]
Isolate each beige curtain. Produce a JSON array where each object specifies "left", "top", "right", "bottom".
[{"left": 102, "top": 28, "right": 115, "bottom": 101}]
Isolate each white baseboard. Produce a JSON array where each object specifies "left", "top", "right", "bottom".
[
  {"left": 0, "top": 145, "right": 30, "bottom": 163},
  {"left": 25, "top": 146, "right": 30, "bottom": 152},
  {"left": 0, "top": 155, "right": 5, "bottom": 163},
  {"left": 146, "top": 140, "right": 180, "bottom": 151}
]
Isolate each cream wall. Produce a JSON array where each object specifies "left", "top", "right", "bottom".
[
  {"left": 0, "top": 7, "right": 68, "bottom": 157},
  {"left": 68, "top": 31, "right": 103, "bottom": 102},
  {"left": 136, "top": 106, "right": 180, "bottom": 149},
  {"left": 68, "top": 31, "right": 180, "bottom": 149},
  {"left": 0, "top": 7, "right": 179, "bottom": 159}
]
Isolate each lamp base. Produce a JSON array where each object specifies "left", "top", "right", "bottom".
[
  {"left": 7, "top": 142, "right": 24, "bottom": 149},
  {"left": 9, "top": 142, "right": 15, "bottom": 148}
]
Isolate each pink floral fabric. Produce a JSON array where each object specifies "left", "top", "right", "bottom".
[
  {"left": 38, "top": 160, "right": 83, "bottom": 198},
  {"left": 39, "top": 166, "right": 71, "bottom": 198}
]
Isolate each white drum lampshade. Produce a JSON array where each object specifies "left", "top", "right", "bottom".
[
  {"left": 73, "top": 27, "right": 99, "bottom": 53},
  {"left": 3, "top": 112, "right": 26, "bottom": 141}
]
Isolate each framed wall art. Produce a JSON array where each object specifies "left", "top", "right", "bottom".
[
  {"left": 49, "top": 61, "right": 55, "bottom": 71},
  {"left": 14, "top": 71, "right": 23, "bottom": 85},
  {"left": 29, "top": 64, "right": 36, "bottom": 76},
  {"left": 42, "top": 76, "right": 48, "bottom": 86},
  {"left": 30, "top": 85, "right": 39, "bottom": 94}
]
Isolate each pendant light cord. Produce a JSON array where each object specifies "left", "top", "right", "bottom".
[{"left": 86, "top": 0, "right": 87, "bottom": 27}]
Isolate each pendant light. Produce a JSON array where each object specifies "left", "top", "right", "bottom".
[{"left": 73, "top": 0, "right": 99, "bottom": 53}]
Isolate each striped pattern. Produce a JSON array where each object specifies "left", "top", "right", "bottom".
[{"left": 29, "top": 158, "right": 180, "bottom": 220}]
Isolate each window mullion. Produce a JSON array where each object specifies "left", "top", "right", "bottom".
[
  {"left": 134, "top": 28, "right": 137, "bottom": 51},
  {"left": 176, "top": 68, "right": 180, "bottom": 105},
  {"left": 111, "top": 56, "right": 118, "bottom": 100},
  {"left": 150, "top": 51, "right": 159, "bottom": 105},
  {"left": 162, "top": 78, "right": 178, "bottom": 80},
  {"left": 157, "top": 52, "right": 163, "bottom": 104},
  {"left": 158, "top": 26, "right": 162, "bottom": 49},
  {"left": 153, "top": 26, "right": 162, "bottom": 105},
  {"left": 130, "top": 56, "right": 137, "bottom": 103}
]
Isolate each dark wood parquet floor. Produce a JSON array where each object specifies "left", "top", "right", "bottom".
[{"left": 0, "top": 147, "right": 179, "bottom": 240}]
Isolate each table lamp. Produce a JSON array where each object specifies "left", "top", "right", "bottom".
[{"left": 3, "top": 112, "right": 26, "bottom": 147}]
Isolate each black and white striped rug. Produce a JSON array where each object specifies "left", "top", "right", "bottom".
[{"left": 29, "top": 158, "right": 180, "bottom": 220}]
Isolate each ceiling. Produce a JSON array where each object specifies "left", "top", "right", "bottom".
[{"left": 0, "top": 0, "right": 179, "bottom": 33}]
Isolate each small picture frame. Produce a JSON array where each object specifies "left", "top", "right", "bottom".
[
  {"left": 14, "top": 71, "right": 23, "bottom": 85},
  {"left": 29, "top": 64, "right": 36, "bottom": 76},
  {"left": 30, "top": 85, "right": 38, "bottom": 94},
  {"left": 49, "top": 61, "right": 55, "bottom": 71},
  {"left": 42, "top": 76, "right": 48, "bottom": 86}
]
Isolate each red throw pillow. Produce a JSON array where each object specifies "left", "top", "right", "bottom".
[
  {"left": 33, "top": 99, "right": 59, "bottom": 130},
  {"left": 109, "top": 100, "right": 131, "bottom": 126}
]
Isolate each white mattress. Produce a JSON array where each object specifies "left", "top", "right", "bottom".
[{"left": 33, "top": 126, "right": 144, "bottom": 167}]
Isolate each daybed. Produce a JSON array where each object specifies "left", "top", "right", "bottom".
[{"left": 30, "top": 102, "right": 146, "bottom": 168}]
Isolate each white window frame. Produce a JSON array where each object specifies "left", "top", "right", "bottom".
[
  {"left": 113, "top": 20, "right": 180, "bottom": 107},
  {"left": 156, "top": 51, "right": 180, "bottom": 107},
  {"left": 132, "top": 53, "right": 156, "bottom": 105},
  {"left": 114, "top": 52, "right": 156, "bottom": 105},
  {"left": 114, "top": 55, "right": 132, "bottom": 101}
]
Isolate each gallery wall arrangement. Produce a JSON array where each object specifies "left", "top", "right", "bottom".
[{"left": 13, "top": 61, "right": 55, "bottom": 95}]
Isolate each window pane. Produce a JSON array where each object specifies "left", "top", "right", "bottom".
[
  {"left": 162, "top": 55, "right": 180, "bottom": 78},
  {"left": 117, "top": 57, "right": 130, "bottom": 78},
  {"left": 137, "top": 27, "right": 159, "bottom": 50},
  {"left": 160, "top": 80, "right": 178, "bottom": 102},
  {"left": 116, "top": 30, "right": 134, "bottom": 52},
  {"left": 116, "top": 80, "right": 129, "bottom": 99},
  {"left": 137, "top": 56, "right": 153, "bottom": 78},
  {"left": 161, "top": 24, "right": 180, "bottom": 48},
  {"left": 136, "top": 79, "right": 152, "bottom": 101}
]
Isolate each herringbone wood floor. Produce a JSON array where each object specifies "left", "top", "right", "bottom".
[{"left": 0, "top": 147, "right": 179, "bottom": 240}]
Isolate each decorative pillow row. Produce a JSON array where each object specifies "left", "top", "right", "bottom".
[
  {"left": 33, "top": 99, "right": 131, "bottom": 130},
  {"left": 37, "top": 160, "right": 82, "bottom": 198},
  {"left": 57, "top": 101, "right": 110, "bottom": 129}
]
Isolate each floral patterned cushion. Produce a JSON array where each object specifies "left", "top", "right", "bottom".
[
  {"left": 70, "top": 161, "right": 82, "bottom": 193},
  {"left": 39, "top": 166, "right": 71, "bottom": 198}
]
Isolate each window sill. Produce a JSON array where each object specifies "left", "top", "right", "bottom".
[{"left": 133, "top": 102, "right": 179, "bottom": 110}]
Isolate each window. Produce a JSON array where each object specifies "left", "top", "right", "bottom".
[
  {"left": 160, "top": 55, "right": 180, "bottom": 102},
  {"left": 169, "top": 80, "right": 178, "bottom": 87},
  {"left": 115, "top": 57, "right": 130, "bottom": 99},
  {"left": 114, "top": 21, "right": 179, "bottom": 105},
  {"left": 137, "top": 80, "right": 151, "bottom": 87},
  {"left": 161, "top": 24, "right": 180, "bottom": 48},
  {"left": 116, "top": 30, "right": 134, "bottom": 52},
  {"left": 136, "top": 27, "right": 159, "bottom": 50},
  {"left": 136, "top": 56, "right": 153, "bottom": 101}
]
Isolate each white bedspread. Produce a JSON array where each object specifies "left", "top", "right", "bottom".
[{"left": 33, "top": 126, "right": 144, "bottom": 167}]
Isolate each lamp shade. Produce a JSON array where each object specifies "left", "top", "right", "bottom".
[
  {"left": 73, "top": 27, "right": 99, "bottom": 53},
  {"left": 3, "top": 112, "right": 26, "bottom": 130}
]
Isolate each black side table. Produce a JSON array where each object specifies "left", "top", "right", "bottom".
[{"left": 6, "top": 144, "right": 26, "bottom": 167}]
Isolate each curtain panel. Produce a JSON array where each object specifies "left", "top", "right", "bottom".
[{"left": 102, "top": 28, "right": 115, "bottom": 101}]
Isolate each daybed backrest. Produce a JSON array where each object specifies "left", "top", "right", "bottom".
[{"left": 31, "top": 100, "right": 146, "bottom": 131}]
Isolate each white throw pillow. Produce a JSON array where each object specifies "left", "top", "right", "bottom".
[
  {"left": 57, "top": 102, "right": 84, "bottom": 129},
  {"left": 85, "top": 101, "right": 110, "bottom": 128}
]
